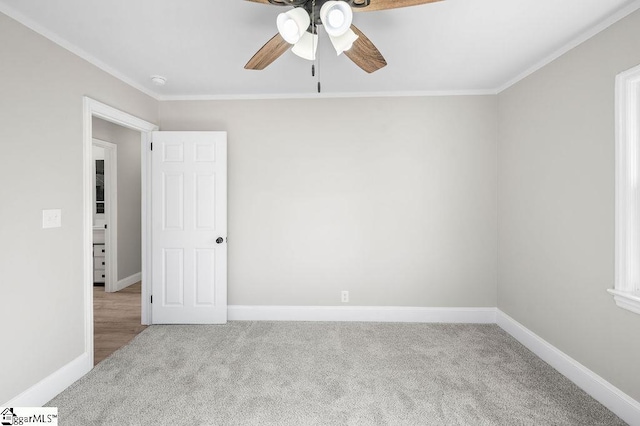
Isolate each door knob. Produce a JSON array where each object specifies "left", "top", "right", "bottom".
[{"left": 216, "top": 237, "right": 224, "bottom": 244}]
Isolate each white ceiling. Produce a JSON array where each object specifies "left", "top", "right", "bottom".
[{"left": 1, "top": 0, "right": 638, "bottom": 99}]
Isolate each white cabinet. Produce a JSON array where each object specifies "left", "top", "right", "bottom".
[
  {"left": 93, "top": 244, "right": 106, "bottom": 284},
  {"left": 93, "top": 228, "right": 105, "bottom": 244}
]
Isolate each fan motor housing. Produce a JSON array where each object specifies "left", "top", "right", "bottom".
[{"left": 267, "top": 0, "right": 371, "bottom": 20}]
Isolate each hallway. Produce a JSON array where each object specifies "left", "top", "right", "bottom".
[{"left": 94, "top": 282, "right": 147, "bottom": 365}]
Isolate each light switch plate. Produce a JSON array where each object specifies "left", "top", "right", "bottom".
[{"left": 42, "top": 209, "right": 62, "bottom": 229}]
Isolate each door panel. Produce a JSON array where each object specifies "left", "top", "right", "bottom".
[
  {"left": 163, "top": 173, "right": 184, "bottom": 230},
  {"left": 152, "top": 131, "right": 227, "bottom": 324}
]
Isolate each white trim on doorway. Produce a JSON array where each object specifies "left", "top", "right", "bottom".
[{"left": 83, "top": 97, "right": 158, "bottom": 366}]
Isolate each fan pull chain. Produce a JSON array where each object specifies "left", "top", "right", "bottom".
[
  {"left": 315, "top": 26, "right": 321, "bottom": 93},
  {"left": 311, "top": 0, "right": 321, "bottom": 93},
  {"left": 317, "top": 54, "right": 321, "bottom": 93},
  {"left": 316, "top": 26, "right": 321, "bottom": 93},
  {"left": 316, "top": 40, "right": 321, "bottom": 93}
]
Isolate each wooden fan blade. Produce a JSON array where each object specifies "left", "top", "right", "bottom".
[
  {"left": 244, "top": 0, "right": 286, "bottom": 5},
  {"left": 353, "top": 0, "right": 443, "bottom": 12},
  {"left": 245, "top": 33, "right": 291, "bottom": 70},
  {"left": 344, "top": 25, "right": 387, "bottom": 73}
]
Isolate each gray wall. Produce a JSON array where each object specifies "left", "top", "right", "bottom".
[
  {"left": 0, "top": 12, "right": 157, "bottom": 404},
  {"left": 498, "top": 10, "right": 640, "bottom": 401},
  {"left": 159, "top": 96, "right": 498, "bottom": 307},
  {"left": 4, "top": 0, "right": 640, "bottom": 408},
  {"left": 92, "top": 117, "right": 142, "bottom": 281}
]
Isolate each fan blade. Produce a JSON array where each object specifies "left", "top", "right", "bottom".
[
  {"left": 244, "top": 0, "right": 289, "bottom": 5},
  {"left": 245, "top": 33, "right": 291, "bottom": 70},
  {"left": 353, "top": 0, "right": 443, "bottom": 12},
  {"left": 344, "top": 25, "right": 387, "bottom": 73}
]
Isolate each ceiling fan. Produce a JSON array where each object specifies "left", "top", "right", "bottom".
[{"left": 244, "top": 0, "right": 443, "bottom": 74}]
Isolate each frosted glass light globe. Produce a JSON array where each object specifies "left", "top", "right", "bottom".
[
  {"left": 328, "top": 9, "right": 345, "bottom": 28},
  {"left": 282, "top": 19, "right": 299, "bottom": 40}
]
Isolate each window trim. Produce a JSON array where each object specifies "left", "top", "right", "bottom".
[{"left": 609, "top": 63, "right": 640, "bottom": 315}]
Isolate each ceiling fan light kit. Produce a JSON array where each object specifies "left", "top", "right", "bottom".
[
  {"left": 291, "top": 31, "right": 319, "bottom": 60},
  {"left": 245, "top": 0, "right": 443, "bottom": 75},
  {"left": 328, "top": 29, "right": 359, "bottom": 55},
  {"left": 320, "top": 1, "right": 353, "bottom": 37},
  {"left": 276, "top": 7, "right": 311, "bottom": 44}
]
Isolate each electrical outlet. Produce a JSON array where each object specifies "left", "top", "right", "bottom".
[{"left": 341, "top": 291, "right": 349, "bottom": 303}]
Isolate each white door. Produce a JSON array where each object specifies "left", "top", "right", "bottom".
[{"left": 151, "top": 131, "right": 227, "bottom": 324}]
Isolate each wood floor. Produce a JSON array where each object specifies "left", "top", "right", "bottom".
[{"left": 94, "top": 282, "right": 147, "bottom": 365}]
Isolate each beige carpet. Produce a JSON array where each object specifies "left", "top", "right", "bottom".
[{"left": 47, "top": 322, "right": 624, "bottom": 425}]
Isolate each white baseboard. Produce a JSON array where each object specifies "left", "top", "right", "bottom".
[
  {"left": 3, "top": 352, "right": 92, "bottom": 407},
  {"left": 497, "top": 310, "right": 640, "bottom": 426},
  {"left": 228, "top": 305, "right": 497, "bottom": 323},
  {"left": 115, "top": 272, "right": 141, "bottom": 292},
  {"left": 5, "top": 307, "right": 638, "bottom": 425}
]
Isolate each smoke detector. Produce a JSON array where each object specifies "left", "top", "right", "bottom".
[{"left": 150, "top": 75, "right": 167, "bottom": 86}]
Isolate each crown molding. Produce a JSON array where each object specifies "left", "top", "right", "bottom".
[
  {"left": 495, "top": 0, "right": 640, "bottom": 94},
  {"left": 2, "top": 0, "right": 639, "bottom": 100},
  {"left": 0, "top": 2, "right": 161, "bottom": 100},
  {"left": 157, "top": 89, "right": 498, "bottom": 102}
]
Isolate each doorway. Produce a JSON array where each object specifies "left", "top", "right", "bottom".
[
  {"left": 92, "top": 139, "right": 116, "bottom": 293},
  {"left": 83, "top": 97, "right": 158, "bottom": 366},
  {"left": 92, "top": 124, "right": 145, "bottom": 364}
]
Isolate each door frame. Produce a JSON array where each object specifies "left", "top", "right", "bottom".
[
  {"left": 83, "top": 97, "right": 158, "bottom": 362},
  {"left": 92, "top": 139, "right": 118, "bottom": 293}
]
